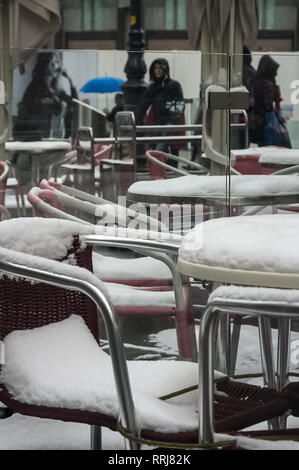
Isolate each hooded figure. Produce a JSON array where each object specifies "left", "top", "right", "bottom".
[
  {"left": 136, "top": 58, "right": 184, "bottom": 126},
  {"left": 249, "top": 55, "right": 282, "bottom": 146},
  {"left": 136, "top": 58, "right": 185, "bottom": 165}
]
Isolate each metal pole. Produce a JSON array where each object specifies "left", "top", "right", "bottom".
[{"left": 122, "top": 0, "right": 147, "bottom": 116}]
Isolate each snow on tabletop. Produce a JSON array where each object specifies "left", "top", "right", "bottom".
[
  {"left": 258, "top": 148, "right": 299, "bottom": 164},
  {"left": 232, "top": 146, "right": 299, "bottom": 164},
  {"left": 179, "top": 214, "right": 299, "bottom": 273},
  {"left": 92, "top": 251, "right": 171, "bottom": 280},
  {"left": 1, "top": 315, "right": 204, "bottom": 433},
  {"left": 210, "top": 285, "right": 299, "bottom": 304},
  {"left": 128, "top": 175, "right": 299, "bottom": 198},
  {"left": 0, "top": 217, "right": 94, "bottom": 259},
  {"left": 5, "top": 141, "right": 70, "bottom": 152}
]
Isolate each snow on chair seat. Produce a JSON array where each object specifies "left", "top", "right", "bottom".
[{"left": 0, "top": 217, "right": 194, "bottom": 361}]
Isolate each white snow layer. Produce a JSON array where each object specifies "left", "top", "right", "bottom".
[
  {"left": 128, "top": 174, "right": 299, "bottom": 198},
  {"left": 105, "top": 282, "right": 175, "bottom": 307},
  {"left": 179, "top": 214, "right": 299, "bottom": 274},
  {"left": 1, "top": 315, "right": 201, "bottom": 433},
  {"left": 92, "top": 251, "right": 171, "bottom": 281},
  {"left": 0, "top": 217, "right": 94, "bottom": 259},
  {"left": 210, "top": 285, "right": 299, "bottom": 304},
  {"left": 0, "top": 217, "right": 175, "bottom": 284}
]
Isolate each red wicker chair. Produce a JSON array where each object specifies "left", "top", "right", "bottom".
[
  {"left": 233, "top": 153, "right": 277, "bottom": 175},
  {"left": 145, "top": 149, "right": 204, "bottom": 180},
  {"left": 1, "top": 209, "right": 196, "bottom": 363}
]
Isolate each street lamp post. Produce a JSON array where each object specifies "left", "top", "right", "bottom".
[{"left": 121, "top": 0, "right": 147, "bottom": 119}]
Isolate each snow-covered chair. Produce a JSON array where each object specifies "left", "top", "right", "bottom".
[
  {"left": 36, "top": 178, "right": 166, "bottom": 232},
  {"left": 145, "top": 149, "right": 206, "bottom": 180},
  {"left": 27, "top": 181, "right": 176, "bottom": 287},
  {"left": 0, "top": 219, "right": 293, "bottom": 450},
  {"left": 196, "top": 284, "right": 299, "bottom": 447},
  {"left": 0, "top": 217, "right": 196, "bottom": 361}
]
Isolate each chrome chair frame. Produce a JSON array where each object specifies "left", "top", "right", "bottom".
[
  {"left": 0, "top": 247, "right": 139, "bottom": 450},
  {"left": 199, "top": 296, "right": 297, "bottom": 445}
]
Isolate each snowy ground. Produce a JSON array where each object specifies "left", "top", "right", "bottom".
[{"left": 1, "top": 323, "right": 299, "bottom": 450}]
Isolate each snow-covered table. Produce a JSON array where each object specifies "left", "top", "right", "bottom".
[
  {"left": 177, "top": 214, "right": 299, "bottom": 288},
  {"left": 127, "top": 174, "right": 299, "bottom": 207},
  {"left": 177, "top": 214, "right": 299, "bottom": 443},
  {"left": 5, "top": 140, "right": 71, "bottom": 187},
  {"left": 232, "top": 147, "right": 299, "bottom": 168},
  {"left": 177, "top": 214, "right": 299, "bottom": 398}
]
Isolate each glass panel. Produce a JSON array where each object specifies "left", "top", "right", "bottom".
[
  {"left": 1, "top": 48, "right": 230, "bottom": 231},
  {"left": 198, "top": 53, "right": 230, "bottom": 220},
  {"left": 230, "top": 51, "right": 299, "bottom": 216}
]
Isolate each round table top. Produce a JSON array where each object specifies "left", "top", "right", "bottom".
[
  {"left": 5, "top": 140, "right": 71, "bottom": 153},
  {"left": 61, "top": 162, "right": 91, "bottom": 171},
  {"left": 127, "top": 174, "right": 299, "bottom": 206},
  {"left": 177, "top": 214, "right": 299, "bottom": 288},
  {"left": 99, "top": 158, "right": 133, "bottom": 166},
  {"left": 230, "top": 147, "right": 299, "bottom": 167}
]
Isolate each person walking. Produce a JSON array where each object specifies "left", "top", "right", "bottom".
[
  {"left": 136, "top": 58, "right": 185, "bottom": 167},
  {"left": 106, "top": 93, "right": 124, "bottom": 123},
  {"left": 249, "top": 54, "right": 291, "bottom": 147}
]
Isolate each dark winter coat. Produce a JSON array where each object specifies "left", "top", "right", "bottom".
[
  {"left": 136, "top": 58, "right": 185, "bottom": 126},
  {"left": 249, "top": 55, "right": 281, "bottom": 145}
]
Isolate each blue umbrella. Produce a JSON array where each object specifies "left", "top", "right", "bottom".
[{"left": 80, "top": 77, "right": 125, "bottom": 93}]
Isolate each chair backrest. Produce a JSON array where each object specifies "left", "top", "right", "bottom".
[
  {"left": 233, "top": 154, "right": 277, "bottom": 175},
  {"left": 0, "top": 161, "right": 9, "bottom": 206},
  {"left": 233, "top": 154, "right": 262, "bottom": 174},
  {"left": 28, "top": 181, "right": 168, "bottom": 232},
  {"left": 146, "top": 150, "right": 167, "bottom": 179},
  {"left": 94, "top": 144, "right": 113, "bottom": 166},
  {"left": 27, "top": 187, "right": 93, "bottom": 224},
  {"left": 0, "top": 221, "right": 98, "bottom": 341},
  {"left": 145, "top": 150, "right": 189, "bottom": 180}
]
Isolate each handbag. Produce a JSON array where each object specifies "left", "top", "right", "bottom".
[
  {"left": 165, "top": 100, "right": 185, "bottom": 124},
  {"left": 264, "top": 111, "right": 292, "bottom": 148}
]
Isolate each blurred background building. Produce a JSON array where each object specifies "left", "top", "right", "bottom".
[{"left": 56, "top": 0, "right": 299, "bottom": 52}]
